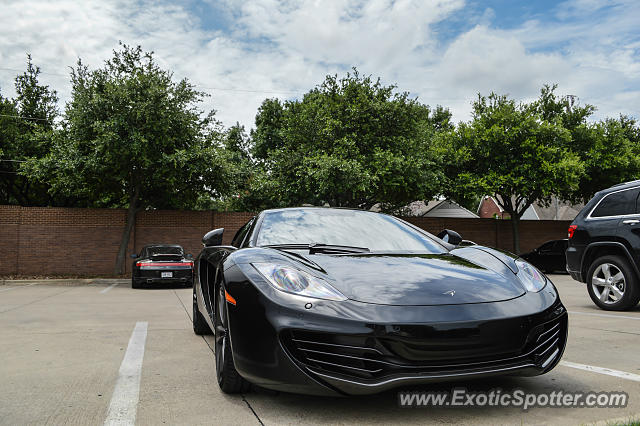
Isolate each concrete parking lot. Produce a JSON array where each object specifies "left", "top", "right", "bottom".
[{"left": 1, "top": 275, "right": 639, "bottom": 425}]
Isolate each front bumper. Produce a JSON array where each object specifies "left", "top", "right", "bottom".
[{"left": 224, "top": 264, "right": 567, "bottom": 396}]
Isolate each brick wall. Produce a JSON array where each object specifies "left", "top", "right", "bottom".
[{"left": 0, "top": 205, "right": 571, "bottom": 276}]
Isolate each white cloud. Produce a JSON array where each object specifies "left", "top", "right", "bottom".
[
  {"left": 0, "top": 0, "right": 638, "bottom": 129},
  {"left": 426, "top": 25, "right": 571, "bottom": 118}
]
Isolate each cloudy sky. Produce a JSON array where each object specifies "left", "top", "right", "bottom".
[{"left": 1, "top": 0, "right": 638, "bottom": 129}]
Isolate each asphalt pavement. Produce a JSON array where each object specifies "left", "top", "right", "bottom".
[{"left": 0, "top": 274, "right": 639, "bottom": 425}]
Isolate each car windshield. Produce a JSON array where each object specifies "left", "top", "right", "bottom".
[
  {"left": 256, "top": 209, "right": 446, "bottom": 253},
  {"left": 148, "top": 246, "right": 183, "bottom": 255}
]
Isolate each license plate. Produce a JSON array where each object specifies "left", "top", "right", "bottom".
[{"left": 161, "top": 272, "right": 173, "bottom": 278}]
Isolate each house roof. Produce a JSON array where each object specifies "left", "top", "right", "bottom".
[
  {"left": 477, "top": 195, "right": 584, "bottom": 220},
  {"left": 406, "top": 199, "right": 479, "bottom": 218},
  {"left": 531, "top": 202, "right": 584, "bottom": 221}
]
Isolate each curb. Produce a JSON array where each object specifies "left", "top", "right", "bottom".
[{"left": 0, "top": 278, "right": 130, "bottom": 287}]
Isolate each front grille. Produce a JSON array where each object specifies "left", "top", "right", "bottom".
[{"left": 282, "top": 312, "right": 567, "bottom": 382}]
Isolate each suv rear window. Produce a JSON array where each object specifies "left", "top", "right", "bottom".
[{"left": 591, "top": 188, "right": 639, "bottom": 218}]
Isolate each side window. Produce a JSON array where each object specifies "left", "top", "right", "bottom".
[
  {"left": 539, "top": 242, "right": 554, "bottom": 253},
  {"left": 591, "top": 188, "right": 640, "bottom": 218},
  {"left": 559, "top": 240, "right": 568, "bottom": 252},
  {"left": 231, "top": 218, "right": 254, "bottom": 248},
  {"left": 552, "top": 241, "right": 565, "bottom": 253}
]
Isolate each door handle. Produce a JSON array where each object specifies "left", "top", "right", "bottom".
[{"left": 623, "top": 219, "right": 640, "bottom": 225}]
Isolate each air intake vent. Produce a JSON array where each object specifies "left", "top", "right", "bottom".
[{"left": 282, "top": 312, "right": 567, "bottom": 382}]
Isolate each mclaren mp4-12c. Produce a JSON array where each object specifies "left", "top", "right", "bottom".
[{"left": 192, "top": 207, "right": 567, "bottom": 396}]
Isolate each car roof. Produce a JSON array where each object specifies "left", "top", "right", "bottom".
[
  {"left": 142, "top": 244, "right": 183, "bottom": 249},
  {"left": 261, "top": 206, "right": 374, "bottom": 215},
  {"left": 605, "top": 180, "right": 640, "bottom": 192}
]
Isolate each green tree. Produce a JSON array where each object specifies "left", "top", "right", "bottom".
[
  {"left": 24, "top": 44, "right": 235, "bottom": 274},
  {"left": 251, "top": 99, "right": 285, "bottom": 161},
  {"left": 534, "top": 85, "right": 640, "bottom": 202},
  {"left": 440, "top": 92, "right": 583, "bottom": 253},
  {"left": 0, "top": 93, "right": 19, "bottom": 199},
  {"left": 0, "top": 55, "right": 59, "bottom": 205},
  {"left": 247, "top": 70, "right": 446, "bottom": 211},
  {"left": 573, "top": 116, "right": 640, "bottom": 201},
  {"left": 199, "top": 123, "right": 256, "bottom": 211}
]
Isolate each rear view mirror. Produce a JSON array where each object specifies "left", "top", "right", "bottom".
[
  {"left": 202, "top": 228, "right": 224, "bottom": 247},
  {"left": 437, "top": 229, "right": 463, "bottom": 246}
]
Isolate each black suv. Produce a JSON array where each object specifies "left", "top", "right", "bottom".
[{"left": 567, "top": 180, "right": 640, "bottom": 311}]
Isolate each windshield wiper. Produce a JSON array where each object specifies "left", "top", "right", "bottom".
[{"left": 263, "top": 243, "right": 370, "bottom": 254}]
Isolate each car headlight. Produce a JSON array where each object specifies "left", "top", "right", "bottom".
[
  {"left": 515, "top": 259, "right": 547, "bottom": 292},
  {"left": 252, "top": 263, "right": 347, "bottom": 301}
]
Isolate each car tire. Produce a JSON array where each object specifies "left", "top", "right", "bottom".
[
  {"left": 193, "top": 288, "right": 212, "bottom": 335},
  {"left": 587, "top": 255, "right": 640, "bottom": 311},
  {"left": 132, "top": 277, "right": 141, "bottom": 289},
  {"left": 215, "top": 283, "right": 251, "bottom": 394}
]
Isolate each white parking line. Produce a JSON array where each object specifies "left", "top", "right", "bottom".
[
  {"left": 568, "top": 310, "right": 640, "bottom": 321},
  {"left": 104, "top": 321, "right": 148, "bottom": 426},
  {"left": 560, "top": 361, "right": 640, "bottom": 382},
  {"left": 100, "top": 283, "right": 119, "bottom": 294},
  {"left": 0, "top": 283, "right": 38, "bottom": 292}
]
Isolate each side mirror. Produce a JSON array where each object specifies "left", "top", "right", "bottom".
[
  {"left": 186, "top": 253, "right": 193, "bottom": 259},
  {"left": 437, "top": 229, "right": 463, "bottom": 246},
  {"left": 130, "top": 254, "right": 138, "bottom": 259},
  {"left": 202, "top": 228, "right": 224, "bottom": 247}
]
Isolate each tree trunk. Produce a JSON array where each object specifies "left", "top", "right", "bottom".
[
  {"left": 114, "top": 186, "right": 140, "bottom": 276},
  {"left": 510, "top": 213, "right": 521, "bottom": 255}
]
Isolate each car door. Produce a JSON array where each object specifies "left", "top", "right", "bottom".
[
  {"left": 201, "top": 220, "right": 254, "bottom": 320},
  {"left": 616, "top": 188, "right": 640, "bottom": 265},
  {"left": 536, "top": 241, "right": 555, "bottom": 271},
  {"left": 552, "top": 240, "right": 568, "bottom": 272}
]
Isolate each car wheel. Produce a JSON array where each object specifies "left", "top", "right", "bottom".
[
  {"left": 587, "top": 255, "right": 640, "bottom": 311},
  {"left": 132, "top": 277, "right": 140, "bottom": 289},
  {"left": 193, "top": 288, "right": 212, "bottom": 335},
  {"left": 214, "top": 283, "right": 251, "bottom": 394}
]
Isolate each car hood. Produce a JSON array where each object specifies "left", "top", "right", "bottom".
[{"left": 284, "top": 251, "right": 525, "bottom": 306}]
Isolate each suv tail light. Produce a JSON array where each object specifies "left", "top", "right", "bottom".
[{"left": 568, "top": 225, "right": 577, "bottom": 239}]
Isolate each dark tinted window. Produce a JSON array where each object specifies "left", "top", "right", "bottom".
[
  {"left": 232, "top": 219, "right": 254, "bottom": 248},
  {"left": 591, "top": 188, "right": 640, "bottom": 217},
  {"left": 539, "top": 242, "right": 554, "bottom": 252},
  {"left": 147, "top": 246, "right": 183, "bottom": 255},
  {"left": 256, "top": 209, "right": 446, "bottom": 253}
]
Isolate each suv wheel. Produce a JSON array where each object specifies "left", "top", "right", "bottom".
[{"left": 587, "top": 255, "right": 640, "bottom": 311}]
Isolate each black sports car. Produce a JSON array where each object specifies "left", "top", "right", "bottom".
[
  {"left": 131, "top": 244, "right": 194, "bottom": 288},
  {"left": 521, "top": 239, "right": 568, "bottom": 274},
  {"left": 193, "top": 208, "right": 567, "bottom": 396}
]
